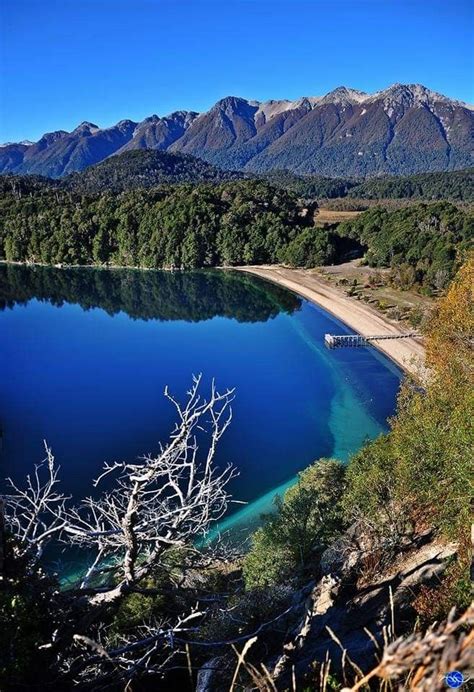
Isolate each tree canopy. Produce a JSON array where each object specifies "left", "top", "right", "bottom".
[
  {"left": 338, "top": 202, "right": 473, "bottom": 290},
  {"left": 0, "top": 179, "right": 338, "bottom": 269}
]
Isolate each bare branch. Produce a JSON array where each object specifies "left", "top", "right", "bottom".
[
  {"left": 3, "top": 442, "right": 69, "bottom": 561},
  {"left": 61, "top": 375, "right": 236, "bottom": 604}
]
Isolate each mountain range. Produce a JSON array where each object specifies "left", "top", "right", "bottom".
[{"left": 1, "top": 84, "right": 473, "bottom": 178}]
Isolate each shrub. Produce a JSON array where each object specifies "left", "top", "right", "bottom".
[
  {"left": 343, "top": 257, "right": 473, "bottom": 548},
  {"left": 243, "top": 459, "right": 346, "bottom": 588},
  {"left": 0, "top": 536, "right": 60, "bottom": 689},
  {"left": 406, "top": 305, "right": 426, "bottom": 327}
]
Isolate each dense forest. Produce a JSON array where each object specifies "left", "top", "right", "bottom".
[
  {"left": 262, "top": 169, "right": 357, "bottom": 199},
  {"left": 0, "top": 173, "right": 59, "bottom": 196},
  {"left": 262, "top": 167, "right": 474, "bottom": 202},
  {"left": 1, "top": 175, "right": 471, "bottom": 289},
  {"left": 338, "top": 202, "right": 473, "bottom": 290},
  {"left": 0, "top": 179, "right": 343, "bottom": 269},
  {"left": 64, "top": 150, "right": 242, "bottom": 194},
  {"left": 347, "top": 167, "right": 474, "bottom": 202}
]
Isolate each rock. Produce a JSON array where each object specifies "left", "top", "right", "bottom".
[
  {"left": 319, "top": 521, "right": 377, "bottom": 579},
  {"left": 271, "top": 533, "right": 458, "bottom": 689},
  {"left": 272, "top": 575, "right": 340, "bottom": 681},
  {"left": 195, "top": 656, "right": 225, "bottom": 692}
]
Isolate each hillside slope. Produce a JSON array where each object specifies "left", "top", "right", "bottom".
[{"left": 64, "top": 150, "right": 241, "bottom": 193}]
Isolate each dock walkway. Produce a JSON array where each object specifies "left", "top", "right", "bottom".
[{"left": 325, "top": 333, "right": 419, "bottom": 348}]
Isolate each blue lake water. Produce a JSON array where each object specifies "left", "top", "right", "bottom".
[{"left": 0, "top": 264, "right": 401, "bottom": 539}]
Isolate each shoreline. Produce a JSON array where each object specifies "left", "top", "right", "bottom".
[
  {"left": 2, "top": 259, "right": 420, "bottom": 543},
  {"left": 2, "top": 259, "right": 425, "bottom": 377},
  {"left": 234, "top": 265, "right": 425, "bottom": 378}
]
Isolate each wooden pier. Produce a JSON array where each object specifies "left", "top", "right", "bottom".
[{"left": 324, "top": 332, "right": 419, "bottom": 348}]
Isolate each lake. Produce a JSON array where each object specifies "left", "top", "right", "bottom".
[{"left": 0, "top": 264, "right": 401, "bottom": 540}]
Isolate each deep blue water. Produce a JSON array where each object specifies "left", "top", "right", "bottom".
[{"left": 0, "top": 264, "right": 401, "bottom": 536}]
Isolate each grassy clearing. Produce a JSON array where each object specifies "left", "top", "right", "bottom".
[
  {"left": 315, "top": 208, "right": 362, "bottom": 225},
  {"left": 315, "top": 260, "right": 434, "bottom": 326}
]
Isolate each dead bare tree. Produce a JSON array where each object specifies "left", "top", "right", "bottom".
[
  {"left": 63, "top": 374, "right": 237, "bottom": 605},
  {"left": 5, "top": 375, "right": 235, "bottom": 594},
  {"left": 2, "top": 375, "right": 241, "bottom": 686}
]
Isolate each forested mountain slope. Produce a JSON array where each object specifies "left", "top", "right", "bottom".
[
  {"left": 2, "top": 83, "right": 473, "bottom": 177},
  {"left": 64, "top": 150, "right": 242, "bottom": 194}
]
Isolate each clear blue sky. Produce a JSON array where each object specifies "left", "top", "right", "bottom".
[{"left": 1, "top": 0, "right": 473, "bottom": 142}]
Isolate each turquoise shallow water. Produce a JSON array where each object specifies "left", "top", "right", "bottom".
[{"left": 0, "top": 264, "right": 401, "bottom": 548}]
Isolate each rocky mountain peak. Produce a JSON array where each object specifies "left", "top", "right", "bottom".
[
  {"left": 320, "top": 86, "right": 368, "bottom": 106},
  {"left": 116, "top": 119, "right": 137, "bottom": 128},
  {"left": 1, "top": 83, "right": 472, "bottom": 177},
  {"left": 72, "top": 121, "right": 100, "bottom": 135},
  {"left": 212, "top": 96, "right": 258, "bottom": 115},
  {"left": 167, "top": 110, "right": 199, "bottom": 124},
  {"left": 255, "top": 99, "right": 300, "bottom": 122},
  {"left": 0, "top": 139, "right": 34, "bottom": 148},
  {"left": 140, "top": 114, "right": 159, "bottom": 124},
  {"left": 368, "top": 83, "right": 472, "bottom": 112}
]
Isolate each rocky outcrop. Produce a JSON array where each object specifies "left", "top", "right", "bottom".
[
  {"left": 195, "top": 527, "right": 459, "bottom": 691},
  {"left": 271, "top": 530, "right": 458, "bottom": 688}
]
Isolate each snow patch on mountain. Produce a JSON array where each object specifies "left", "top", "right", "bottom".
[{"left": 0, "top": 140, "right": 34, "bottom": 148}]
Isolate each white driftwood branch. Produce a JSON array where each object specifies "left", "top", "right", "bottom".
[{"left": 2, "top": 376, "right": 239, "bottom": 684}]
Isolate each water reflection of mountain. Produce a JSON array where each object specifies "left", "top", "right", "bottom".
[{"left": 0, "top": 264, "right": 301, "bottom": 323}]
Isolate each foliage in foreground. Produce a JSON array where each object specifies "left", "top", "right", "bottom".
[
  {"left": 230, "top": 605, "right": 474, "bottom": 692},
  {"left": 0, "top": 539, "right": 59, "bottom": 687},
  {"left": 344, "top": 257, "right": 473, "bottom": 547},
  {"left": 245, "top": 257, "right": 473, "bottom": 615}
]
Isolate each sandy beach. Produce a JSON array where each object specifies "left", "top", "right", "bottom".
[{"left": 235, "top": 266, "right": 426, "bottom": 378}]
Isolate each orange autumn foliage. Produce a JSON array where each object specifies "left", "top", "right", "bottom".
[{"left": 425, "top": 254, "right": 474, "bottom": 385}]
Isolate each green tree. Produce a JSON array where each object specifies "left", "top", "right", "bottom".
[
  {"left": 281, "top": 228, "right": 335, "bottom": 267},
  {"left": 243, "top": 459, "right": 345, "bottom": 588}
]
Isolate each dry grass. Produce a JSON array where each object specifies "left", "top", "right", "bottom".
[
  {"left": 344, "top": 604, "right": 474, "bottom": 691},
  {"left": 316, "top": 261, "right": 434, "bottom": 321},
  {"left": 226, "top": 605, "right": 473, "bottom": 692},
  {"left": 315, "top": 209, "right": 363, "bottom": 225}
]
